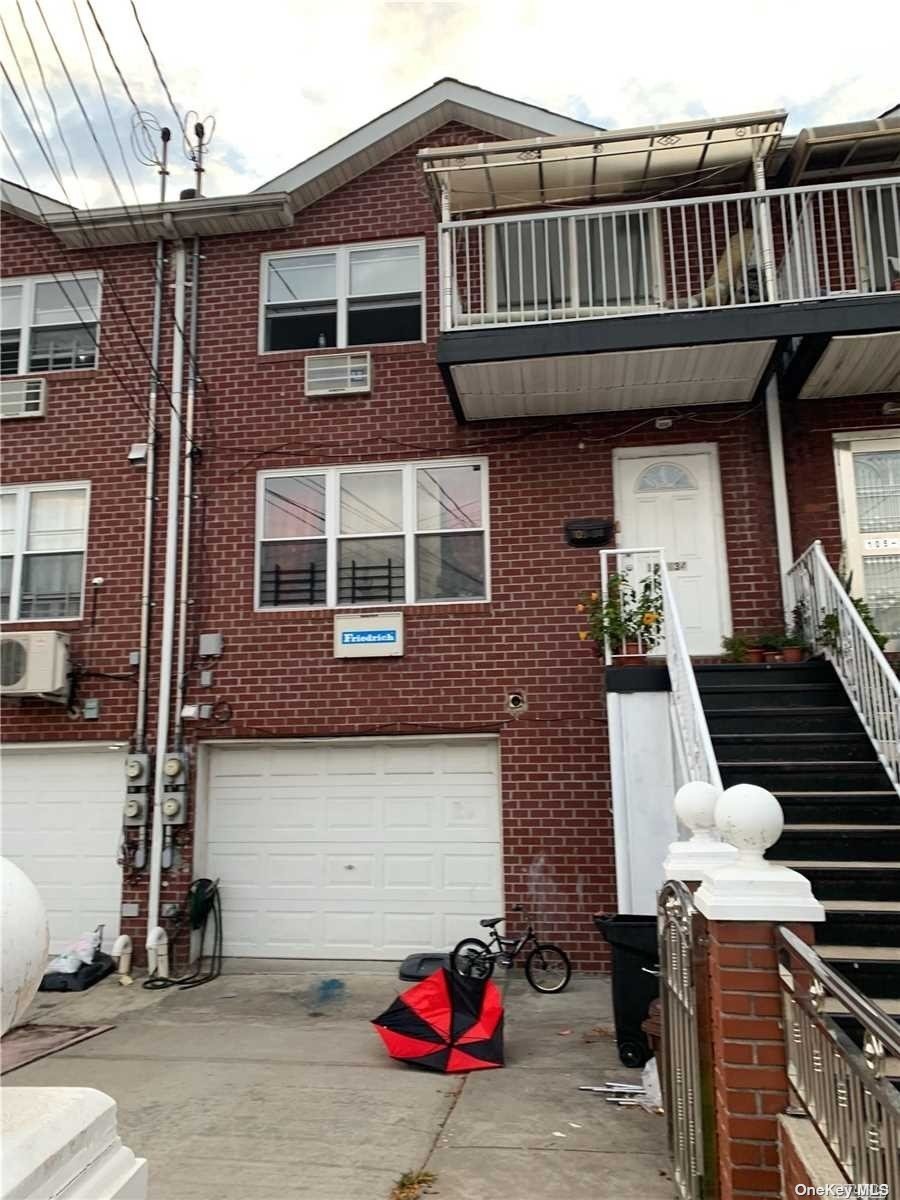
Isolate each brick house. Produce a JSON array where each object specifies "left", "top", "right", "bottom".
[{"left": 2, "top": 79, "right": 898, "bottom": 972}]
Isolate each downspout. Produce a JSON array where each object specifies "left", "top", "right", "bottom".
[
  {"left": 765, "top": 372, "right": 795, "bottom": 621},
  {"left": 172, "top": 235, "right": 201, "bottom": 749},
  {"left": 146, "top": 232, "right": 187, "bottom": 953},
  {"left": 751, "top": 130, "right": 777, "bottom": 303}
]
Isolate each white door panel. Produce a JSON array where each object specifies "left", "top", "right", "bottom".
[
  {"left": 1, "top": 747, "right": 124, "bottom": 952},
  {"left": 615, "top": 447, "right": 730, "bottom": 655},
  {"left": 205, "top": 738, "right": 502, "bottom": 959}
]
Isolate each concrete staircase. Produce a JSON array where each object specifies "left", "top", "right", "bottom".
[{"left": 696, "top": 658, "right": 900, "bottom": 1086}]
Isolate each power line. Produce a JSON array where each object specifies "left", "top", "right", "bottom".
[
  {"left": 0, "top": 11, "right": 65, "bottom": 194},
  {"left": 129, "top": 0, "right": 183, "bottom": 133}
]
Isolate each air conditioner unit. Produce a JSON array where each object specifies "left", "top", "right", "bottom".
[
  {"left": 0, "top": 631, "right": 70, "bottom": 698},
  {"left": 304, "top": 351, "right": 372, "bottom": 397},
  {"left": 0, "top": 377, "right": 47, "bottom": 419}
]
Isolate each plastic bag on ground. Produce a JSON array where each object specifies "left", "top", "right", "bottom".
[
  {"left": 639, "top": 1056, "right": 663, "bottom": 1112},
  {"left": 47, "top": 926, "right": 103, "bottom": 975},
  {"left": 48, "top": 951, "right": 81, "bottom": 974}
]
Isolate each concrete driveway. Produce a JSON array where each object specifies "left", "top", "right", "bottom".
[{"left": 4, "top": 962, "right": 671, "bottom": 1200}]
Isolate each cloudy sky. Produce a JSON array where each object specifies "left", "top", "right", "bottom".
[{"left": 2, "top": 0, "right": 897, "bottom": 208}]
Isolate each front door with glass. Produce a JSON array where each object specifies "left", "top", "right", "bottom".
[{"left": 837, "top": 434, "right": 900, "bottom": 648}]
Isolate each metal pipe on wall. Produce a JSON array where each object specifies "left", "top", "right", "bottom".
[
  {"left": 146, "top": 239, "right": 187, "bottom": 949},
  {"left": 765, "top": 373, "right": 795, "bottom": 620},
  {"left": 173, "top": 236, "right": 201, "bottom": 748}
]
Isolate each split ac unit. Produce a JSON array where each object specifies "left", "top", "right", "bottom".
[
  {"left": 0, "top": 631, "right": 70, "bottom": 698},
  {"left": 304, "top": 351, "right": 372, "bottom": 397}
]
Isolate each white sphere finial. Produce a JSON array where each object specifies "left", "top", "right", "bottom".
[
  {"left": 674, "top": 781, "right": 720, "bottom": 842},
  {"left": 1, "top": 857, "right": 49, "bottom": 1035},
  {"left": 714, "top": 784, "right": 784, "bottom": 861}
]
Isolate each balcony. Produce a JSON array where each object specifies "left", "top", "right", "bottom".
[{"left": 434, "top": 178, "right": 900, "bottom": 420}]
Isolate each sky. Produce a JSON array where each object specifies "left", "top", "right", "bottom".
[{"left": 1, "top": 0, "right": 898, "bottom": 209}]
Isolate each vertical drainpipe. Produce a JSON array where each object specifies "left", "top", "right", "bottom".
[
  {"left": 765, "top": 371, "right": 795, "bottom": 621},
  {"left": 146, "top": 232, "right": 187, "bottom": 949},
  {"left": 172, "top": 235, "right": 201, "bottom": 749},
  {"left": 134, "top": 237, "right": 166, "bottom": 759},
  {"left": 751, "top": 128, "right": 777, "bottom": 304},
  {"left": 439, "top": 181, "right": 452, "bottom": 331}
]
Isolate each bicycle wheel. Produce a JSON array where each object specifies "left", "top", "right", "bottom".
[
  {"left": 450, "top": 938, "right": 495, "bottom": 981},
  {"left": 524, "top": 943, "right": 571, "bottom": 993}
]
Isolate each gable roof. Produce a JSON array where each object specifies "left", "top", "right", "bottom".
[
  {"left": 254, "top": 77, "right": 601, "bottom": 211},
  {"left": 1, "top": 178, "right": 75, "bottom": 225}
]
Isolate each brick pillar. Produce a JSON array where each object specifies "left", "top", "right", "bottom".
[{"left": 703, "top": 917, "right": 815, "bottom": 1200}]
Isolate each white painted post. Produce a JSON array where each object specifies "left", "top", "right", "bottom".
[
  {"left": 663, "top": 781, "right": 738, "bottom": 883},
  {"left": 694, "top": 784, "right": 824, "bottom": 922}
]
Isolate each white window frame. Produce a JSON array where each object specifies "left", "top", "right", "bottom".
[
  {"left": 258, "top": 239, "right": 426, "bottom": 354},
  {"left": 1, "top": 480, "right": 91, "bottom": 622},
  {"left": 1, "top": 271, "right": 103, "bottom": 377},
  {"left": 254, "top": 457, "right": 490, "bottom": 611}
]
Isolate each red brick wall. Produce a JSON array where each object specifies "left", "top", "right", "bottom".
[
  {"left": 4, "top": 121, "right": 873, "bottom": 970},
  {"left": 705, "top": 919, "right": 815, "bottom": 1200}
]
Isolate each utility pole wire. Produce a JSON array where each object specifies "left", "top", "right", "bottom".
[
  {"left": 129, "top": 0, "right": 183, "bottom": 133},
  {"left": 0, "top": 11, "right": 66, "bottom": 194}
]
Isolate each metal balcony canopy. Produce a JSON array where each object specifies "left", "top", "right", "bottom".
[
  {"left": 787, "top": 115, "right": 900, "bottom": 184},
  {"left": 419, "top": 110, "right": 786, "bottom": 215}
]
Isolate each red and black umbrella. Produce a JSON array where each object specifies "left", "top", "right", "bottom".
[{"left": 372, "top": 967, "right": 504, "bottom": 1073}]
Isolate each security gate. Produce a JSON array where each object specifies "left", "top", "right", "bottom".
[{"left": 659, "top": 880, "right": 706, "bottom": 1200}]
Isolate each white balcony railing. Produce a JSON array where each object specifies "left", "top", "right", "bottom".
[
  {"left": 439, "top": 177, "right": 900, "bottom": 331},
  {"left": 599, "top": 548, "right": 722, "bottom": 791}
]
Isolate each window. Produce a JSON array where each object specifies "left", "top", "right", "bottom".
[
  {"left": 257, "top": 460, "right": 488, "bottom": 609},
  {"left": 1, "top": 483, "right": 89, "bottom": 620},
  {"left": 0, "top": 274, "right": 101, "bottom": 376},
  {"left": 262, "top": 241, "right": 423, "bottom": 352}
]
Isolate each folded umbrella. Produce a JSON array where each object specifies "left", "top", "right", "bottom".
[{"left": 372, "top": 966, "right": 504, "bottom": 1072}]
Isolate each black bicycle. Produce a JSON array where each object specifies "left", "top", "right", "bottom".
[{"left": 450, "top": 905, "right": 572, "bottom": 994}]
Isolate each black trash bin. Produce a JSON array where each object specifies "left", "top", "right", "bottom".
[{"left": 594, "top": 913, "right": 659, "bottom": 1068}]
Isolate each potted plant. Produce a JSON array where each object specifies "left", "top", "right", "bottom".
[
  {"left": 577, "top": 568, "right": 663, "bottom": 665},
  {"left": 781, "top": 632, "right": 808, "bottom": 663},
  {"left": 721, "top": 632, "right": 765, "bottom": 663},
  {"left": 758, "top": 630, "right": 787, "bottom": 664}
]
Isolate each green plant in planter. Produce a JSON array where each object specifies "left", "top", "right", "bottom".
[
  {"left": 817, "top": 566, "right": 888, "bottom": 653},
  {"left": 722, "top": 632, "right": 752, "bottom": 662},
  {"left": 758, "top": 630, "right": 788, "bottom": 651},
  {"left": 577, "top": 568, "right": 663, "bottom": 653}
]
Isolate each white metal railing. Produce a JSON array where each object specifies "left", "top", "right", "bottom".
[
  {"left": 599, "top": 548, "right": 722, "bottom": 790},
  {"left": 778, "top": 926, "right": 900, "bottom": 1187},
  {"left": 787, "top": 540, "right": 900, "bottom": 794},
  {"left": 440, "top": 177, "right": 900, "bottom": 331}
]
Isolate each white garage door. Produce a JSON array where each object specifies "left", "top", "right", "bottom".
[
  {"left": 204, "top": 737, "right": 502, "bottom": 960},
  {"left": 1, "top": 745, "right": 125, "bottom": 952}
]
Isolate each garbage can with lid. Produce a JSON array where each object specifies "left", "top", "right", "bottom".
[{"left": 594, "top": 913, "right": 659, "bottom": 1068}]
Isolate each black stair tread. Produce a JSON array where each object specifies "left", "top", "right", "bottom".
[
  {"left": 699, "top": 683, "right": 841, "bottom": 692},
  {"left": 694, "top": 662, "right": 834, "bottom": 672},
  {"left": 711, "top": 706, "right": 855, "bottom": 715},
  {"left": 776, "top": 790, "right": 897, "bottom": 797},
  {"left": 724, "top": 760, "right": 882, "bottom": 767},
  {"left": 824, "top": 900, "right": 900, "bottom": 911},
  {"left": 783, "top": 823, "right": 900, "bottom": 830},
  {"left": 713, "top": 733, "right": 872, "bottom": 742}
]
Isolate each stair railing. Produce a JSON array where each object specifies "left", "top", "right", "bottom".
[
  {"left": 787, "top": 540, "right": 900, "bottom": 794},
  {"left": 777, "top": 925, "right": 900, "bottom": 1187},
  {"left": 599, "top": 548, "right": 722, "bottom": 790}
]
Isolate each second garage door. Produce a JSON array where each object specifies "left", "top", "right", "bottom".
[{"left": 203, "top": 737, "right": 502, "bottom": 959}]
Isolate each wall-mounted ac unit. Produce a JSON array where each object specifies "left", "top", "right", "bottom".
[
  {"left": 304, "top": 351, "right": 372, "bottom": 397},
  {"left": 0, "top": 631, "right": 70, "bottom": 698},
  {"left": 1, "top": 377, "right": 46, "bottom": 419}
]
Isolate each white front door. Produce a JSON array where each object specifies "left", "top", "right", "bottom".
[
  {"left": 837, "top": 434, "right": 900, "bottom": 646},
  {"left": 202, "top": 737, "right": 502, "bottom": 960},
  {"left": 1, "top": 745, "right": 125, "bottom": 952},
  {"left": 614, "top": 445, "right": 731, "bottom": 655}
]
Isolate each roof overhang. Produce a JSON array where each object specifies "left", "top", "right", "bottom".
[
  {"left": 448, "top": 341, "right": 775, "bottom": 420},
  {"left": 420, "top": 110, "right": 786, "bottom": 216},
  {"left": 799, "top": 332, "right": 900, "bottom": 398},
  {"left": 787, "top": 115, "right": 900, "bottom": 185},
  {"left": 254, "top": 78, "right": 601, "bottom": 212},
  {"left": 1, "top": 179, "right": 74, "bottom": 225},
  {"left": 41, "top": 193, "right": 293, "bottom": 248}
]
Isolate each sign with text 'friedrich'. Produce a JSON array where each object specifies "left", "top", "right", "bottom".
[{"left": 333, "top": 612, "right": 404, "bottom": 658}]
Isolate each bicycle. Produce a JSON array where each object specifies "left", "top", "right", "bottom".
[{"left": 450, "top": 905, "right": 572, "bottom": 994}]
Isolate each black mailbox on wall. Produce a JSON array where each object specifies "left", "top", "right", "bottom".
[{"left": 563, "top": 518, "right": 615, "bottom": 548}]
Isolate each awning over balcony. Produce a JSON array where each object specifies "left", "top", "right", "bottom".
[
  {"left": 799, "top": 332, "right": 900, "bottom": 398},
  {"left": 419, "top": 110, "right": 785, "bottom": 215},
  {"left": 447, "top": 340, "right": 776, "bottom": 420}
]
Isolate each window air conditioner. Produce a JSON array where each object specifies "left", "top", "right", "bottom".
[
  {"left": 0, "top": 378, "right": 47, "bottom": 419},
  {"left": 304, "top": 351, "right": 372, "bottom": 397},
  {"left": 0, "top": 631, "right": 70, "bottom": 698}
]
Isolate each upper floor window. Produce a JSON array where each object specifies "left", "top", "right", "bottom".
[
  {"left": 261, "top": 241, "right": 424, "bottom": 352},
  {"left": 257, "top": 459, "right": 488, "bottom": 609},
  {"left": 1, "top": 483, "right": 89, "bottom": 620},
  {"left": 1, "top": 273, "right": 101, "bottom": 376}
]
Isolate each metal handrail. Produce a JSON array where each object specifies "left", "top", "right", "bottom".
[
  {"left": 787, "top": 540, "right": 900, "bottom": 794},
  {"left": 777, "top": 926, "right": 900, "bottom": 1186},
  {"left": 599, "top": 547, "right": 722, "bottom": 790}
]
